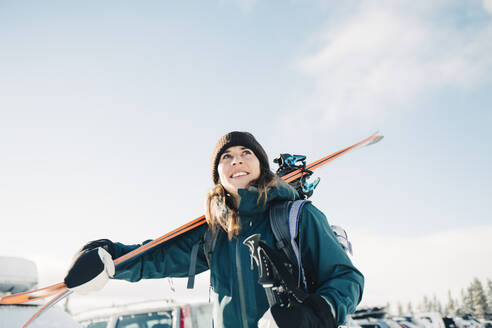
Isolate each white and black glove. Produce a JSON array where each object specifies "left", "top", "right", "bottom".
[{"left": 64, "top": 239, "right": 116, "bottom": 295}]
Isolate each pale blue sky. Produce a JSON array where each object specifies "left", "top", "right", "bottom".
[{"left": 1, "top": 0, "right": 491, "bottom": 311}]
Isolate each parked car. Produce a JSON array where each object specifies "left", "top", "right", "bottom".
[
  {"left": 384, "top": 318, "right": 411, "bottom": 328},
  {"left": 443, "top": 317, "right": 458, "bottom": 328},
  {"left": 351, "top": 307, "right": 387, "bottom": 319},
  {"left": 393, "top": 316, "right": 426, "bottom": 328},
  {"left": 454, "top": 315, "right": 482, "bottom": 328},
  {"left": 73, "top": 299, "right": 212, "bottom": 328},
  {"left": 346, "top": 316, "right": 364, "bottom": 328},
  {"left": 0, "top": 304, "right": 81, "bottom": 328},
  {"left": 479, "top": 320, "right": 492, "bottom": 328},
  {"left": 348, "top": 307, "right": 394, "bottom": 328},
  {"left": 415, "top": 312, "right": 446, "bottom": 328},
  {"left": 0, "top": 256, "right": 81, "bottom": 328},
  {"left": 353, "top": 317, "right": 393, "bottom": 328}
]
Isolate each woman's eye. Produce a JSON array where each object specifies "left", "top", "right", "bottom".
[
  {"left": 222, "top": 154, "right": 231, "bottom": 160},
  {"left": 243, "top": 150, "right": 252, "bottom": 155}
]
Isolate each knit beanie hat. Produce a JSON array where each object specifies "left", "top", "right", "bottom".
[{"left": 211, "top": 131, "right": 270, "bottom": 184}]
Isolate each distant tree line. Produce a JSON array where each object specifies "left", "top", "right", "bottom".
[{"left": 389, "top": 278, "right": 492, "bottom": 319}]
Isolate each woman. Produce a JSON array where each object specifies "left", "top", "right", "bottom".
[{"left": 64, "top": 131, "right": 364, "bottom": 328}]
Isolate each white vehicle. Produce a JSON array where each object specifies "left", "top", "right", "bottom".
[
  {"left": 73, "top": 299, "right": 213, "bottom": 328},
  {"left": 346, "top": 316, "right": 363, "bottom": 328},
  {"left": 0, "top": 256, "right": 81, "bottom": 328},
  {"left": 478, "top": 320, "right": 492, "bottom": 328},
  {"left": 351, "top": 317, "right": 392, "bottom": 328},
  {"left": 415, "top": 313, "right": 446, "bottom": 328},
  {"left": 454, "top": 316, "right": 482, "bottom": 328},
  {"left": 392, "top": 316, "right": 426, "bottom": 328}
]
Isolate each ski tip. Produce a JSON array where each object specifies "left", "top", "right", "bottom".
[
  {"left": 370, "top": 135, "right": 384, "bottom": 144},
  {"left": 366, "top": 132, "right": 384, "bottom": 146}
]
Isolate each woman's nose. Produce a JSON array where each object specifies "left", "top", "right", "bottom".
[{"left": 231, "top": 156, "right": 243, "bottom": 165}]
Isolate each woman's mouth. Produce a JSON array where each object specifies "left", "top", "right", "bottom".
[{"left": 231, "top": 171, "right": 249, "bottom": 178}]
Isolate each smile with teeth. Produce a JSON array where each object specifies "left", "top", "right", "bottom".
[{"left": 231, "top": 171, "right": 249, "bottom": 178}]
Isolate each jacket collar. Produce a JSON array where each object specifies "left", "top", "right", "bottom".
[{"left": 236, "top": 183, "right": 298, "bottom": 217}]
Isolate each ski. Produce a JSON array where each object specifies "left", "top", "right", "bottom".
[
  {"left": 0, "top": 282, "right": 66, "bottom": 305},
  {"left": 281, "top": 132, "right": 383, "bottom": 183},
  {"left": 0, "top": 132, "right": 383, "bottom": 327},
  {"left": 1, "top": 131, "right": 382, "bottom": 306},
  {"left": 21, "top": 289, "right": 72, "bottom": 328}
]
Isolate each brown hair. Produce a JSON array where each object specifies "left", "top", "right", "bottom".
[{"left": 205, "top": 169, "right": 282, "bottom": 239}]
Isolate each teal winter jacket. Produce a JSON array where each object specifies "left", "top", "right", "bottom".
[{"left": 111, "top": 184, "right": 364, "bottom": 328}]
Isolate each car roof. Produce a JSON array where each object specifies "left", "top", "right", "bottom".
[
  {"left": 0, "top": 304, "right": 81, "bottom": 328},
  {"left": 73, "top": 299, "right": 209, "bottom": 322}
]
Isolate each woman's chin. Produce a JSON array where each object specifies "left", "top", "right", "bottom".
[
  {"left": 223, "top": 181, "right": 252, "bottom": 195},
  {"left": 234, "top": 183, "right": 250, "bottom": 191}
]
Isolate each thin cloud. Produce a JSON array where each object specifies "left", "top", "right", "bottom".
[
  {"left": 295, "top": 2, "right": 492, "bottom": 126},
  {"left": 484, "top": 0, "right": 492, "bottom": 14}
]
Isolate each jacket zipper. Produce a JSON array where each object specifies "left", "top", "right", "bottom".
[{"left": 236, "top": 237, "right": 249, "bottom": 328}]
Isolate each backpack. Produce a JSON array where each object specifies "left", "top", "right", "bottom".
[{"left": 186, "top": 200, "right": 352, "bottom": 290}]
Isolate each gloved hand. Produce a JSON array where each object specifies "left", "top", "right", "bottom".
[
  {"left": 270, "top": 294, "right": 337, "bottom": 328},
  {"left": 64, "top": 239, "right": 116, "bottom": 295}
]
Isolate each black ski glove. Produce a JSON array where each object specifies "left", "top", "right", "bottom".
[
  {"left": 270, "top": 294, "right": 337, "bottom": 328},
  {"left": 80, "top": 239, "right": 116, "bottom": 258},
  {"left": 64, "top": 239, "right": 116, "bottom": 294}
]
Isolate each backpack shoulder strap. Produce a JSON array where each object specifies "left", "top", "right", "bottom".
[
  {"left": 269, "top": 199, "right": 311, "bottom": 288},
  {"left": 269, "top": 201, "right": 296, "bottom": 265},
  {"left": 203, "top": 227, "right": 218, "bottom": 267},
  {"left": 187, "top": 227, "right": 218, "bottom": 289}
]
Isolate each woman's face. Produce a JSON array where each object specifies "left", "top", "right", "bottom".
[{"left": 218, "top": 145, "right": 261, "bottom": 197}]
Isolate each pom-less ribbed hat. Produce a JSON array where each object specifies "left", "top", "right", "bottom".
[{"left": 211, "top": 131, "right": 270, "bottom": 184}]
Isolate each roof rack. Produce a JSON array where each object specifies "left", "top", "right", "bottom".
[{"left": 351, "top": 307, "right": 387, "bottom": 319}]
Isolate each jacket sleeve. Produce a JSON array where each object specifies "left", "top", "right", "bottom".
[
  {"left": 298, "top": 203, "right": 364, "bottom": 325},
  {"left": 111, "top": 223, "right": 209, "bottom": 282}
]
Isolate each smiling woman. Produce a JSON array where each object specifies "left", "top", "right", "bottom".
[
  {"left": 206, "top": 132, "right": 277, "bottom": 238},
  {"left": 62, "top": 131, "right": 364, "bottom": 328},
  {"left": 201, "top": 131, "right": 363, "bottom": 328}
]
